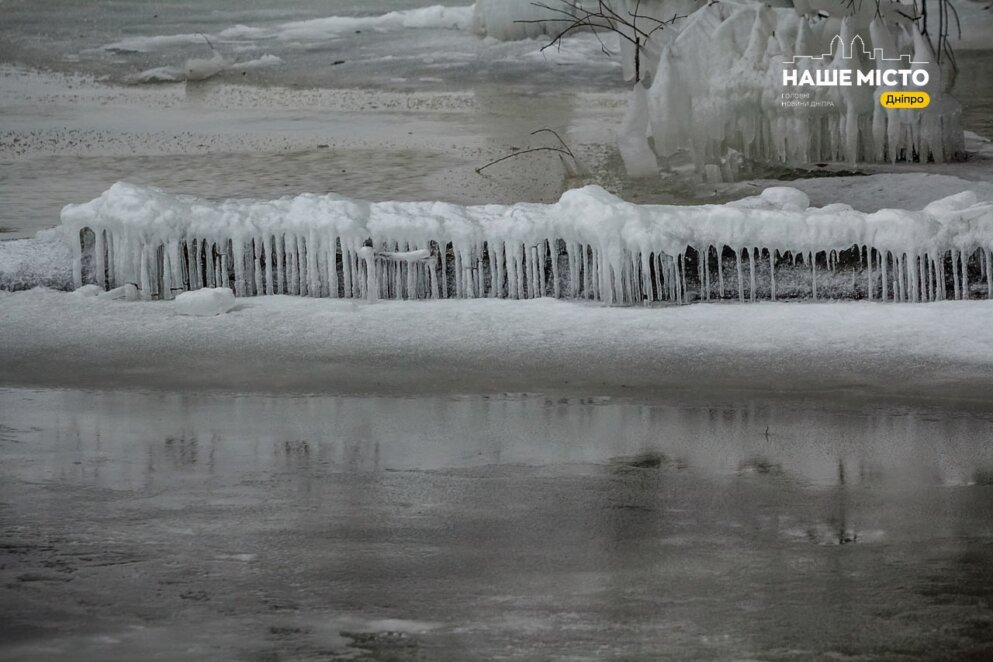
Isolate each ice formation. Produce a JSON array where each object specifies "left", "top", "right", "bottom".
[
  {"left": 174, "top": 287, "right": 237, "bottom": 316},
  {"left": 640, "top": 1, "right": 965, "bottom": 173},
  {"left": 472, "top": 0, "right": 559, "bottom": 40},
  {"left": 61, "top": 182, "right": 993, "bottom": 305},
  {"left": 132, "top": 53, "right": 282, "bottom": 84}
]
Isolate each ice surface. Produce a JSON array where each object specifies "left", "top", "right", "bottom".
[
  {"left": 174, "top": 287, "right": 236, "bottom": 316},
  {"left": 61, "top": 181, "right": 993, "bottom": 305},
  {"left": 103, "top": 5, "right": 475, "bottom": 53}
]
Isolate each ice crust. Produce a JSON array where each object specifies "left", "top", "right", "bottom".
[{"left": 60, "top": 182, "right": 993, "bottom": 305}]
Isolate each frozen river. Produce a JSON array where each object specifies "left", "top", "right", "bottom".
[{"left": 2, "top": 387, "right": 993, "bottom": 659}]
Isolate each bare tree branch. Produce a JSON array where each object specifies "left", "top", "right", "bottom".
[
  {"left": 514, "top": 1, "right": 684, "bottom": 81},
  {"left": 475, "top": 129, "right": 581, "bottom": 174}
]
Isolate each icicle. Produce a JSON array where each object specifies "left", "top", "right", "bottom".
[
  {"left": 454, "top": 247, "right": 464, "bottom": 298},
  {"left": 697, "top": 248, "right": 705, "bottom": 302},
  {"left": 551, "top": 241, "right": 562, "bottom": 299},
  {"left": 961, "top": 249, "right": 970, "bottom": 300},
  {"left": 517, "top": 245, "right": 527, "bottom": 299},
  {"left": 325, "top": 236, "right": 336, "bottom": 298},
  {"left": 593, "top": 249, "right": 602, "bottom": 302},
  {"left": 985, "top": 248, "right": 993, "bottom": 300},
  {"left": 880, "top": 250, "right": 888, "bottom": 302},
  {"left": 896, "top": 254, "right": 905, "bottom": 302},
  {"left": 139, "top": 244, "right": 151, "bottom": 300},
  {"left": 652, "top": 253, "right": 663, "bottom": 302},
  {"left": 359, "top": 246, "right": 376, "bottom": 303},
  {"left": 866, "top": 246, "right": 873, "bottom": 301},
  {"left": 219, "top": 247, "right": 228, "bottom": 292},
  {"left": 539, "top": 241, "right": 548, "bottom": 298},
  {"left": 930, "top": 253, "right": 938, "bottom": 302},
  {"left": 307, "top": 234, "right": 319, "bottom": 297},
  {"left": 464, "top": 249, "right": 476, "bottom": 299},
  {"left": 703, "top": 247, "right": 711, "bottom": 301},
  {"left": 810, "top": 251, "right": 817, "bottom": 301},
  {"left": 162, "top": 247, "right": 173, "bottom": 300},
  {"left": 952, "top": 250, "right": 961, "bottom": 300},
  {"left": 717, "top": 247, "right": 725, "bottom": 298},
  {"left": 641, "top": 251, "right": 653, "bottom": 304},
  {"left": 735, "top": 249, "right": 744, "bottom": 303},
  {"left": 488, "top": 242, "right": 498, "bottom": 298},
  {"left": 769, "top": 249, "right": 776, "bottom": 301},
  {"left": 908, "top": 254, "right": 917, "bottom": 303},
  {"left": 254, "top": 237, "right": 264, "bottom": 296},
  {"left": 496, "top": 241, "right": 506, "bottom": 299},
  {"left": 918, "top": 253, "right": 927, "bottom": 303},
  {"left": 232, "top": 240, "right": 246, "bottom": 296},
  {"left": 288, "top": 235, "right": 300, "bottom": 296},
  {"left": 748, "top": 248, "right": 756, "bottom": 302},
  {"left": 298, "top": 235, "right": 310, "bottom": 297},
  {"left": 94, "top": 230, "right": 106, "bottom": 289}
]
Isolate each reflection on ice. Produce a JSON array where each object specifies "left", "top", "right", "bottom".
[
  {"left": 3, "top": 387, "right": 993, "bottom": 659},
  {"left": 5, "top": 387, "right": 993, "bottom": 492}
]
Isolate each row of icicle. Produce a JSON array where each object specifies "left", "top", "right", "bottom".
[{"left": 77, "top": 228, "right": 993, "bottom": 303}]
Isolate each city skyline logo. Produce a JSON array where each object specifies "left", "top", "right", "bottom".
[{"left": 782, "top": 35, "right": 930, "bottom": 89}]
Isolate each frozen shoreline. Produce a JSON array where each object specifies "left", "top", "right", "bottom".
[{"left": 2, "top": 289, "right": 992, "bottom": 405}]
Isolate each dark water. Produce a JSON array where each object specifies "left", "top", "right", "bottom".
[{"left": 2, "top": 387, "right": 993, "bottom": 659}]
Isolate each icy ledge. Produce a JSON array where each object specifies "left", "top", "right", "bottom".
[
  {"left": 62, "top": 182, "right": 993, "bottom": 305},
  {"left": 2, "top": 291, "right": 993, "bottom": 402}
]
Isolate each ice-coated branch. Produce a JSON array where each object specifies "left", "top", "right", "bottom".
[
  {"left": 515, "top": 0, "right": 684, "bottom": 81},
  {"left": 63, "top": 183, "right": 993, "bottom": 306}
]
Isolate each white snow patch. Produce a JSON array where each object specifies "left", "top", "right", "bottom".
[
  {"left": 2, "top": 291, "right": 993, "bottom": 400},
  {"left": 73, "top": 284, "right": 103, "bottom": 297},
  {"left": 174, "top": 287, "right": 236, "bottom": 316}
]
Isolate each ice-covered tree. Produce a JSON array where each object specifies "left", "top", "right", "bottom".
[{"left": 477, "top": 0, "right": 967, "bottom": 178}]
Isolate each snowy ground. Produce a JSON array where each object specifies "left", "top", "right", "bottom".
[{"left": 3, "top": 289, "right": 992, "bottom": 404}]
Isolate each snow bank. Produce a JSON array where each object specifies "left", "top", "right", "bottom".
[
  {"left": 3, "top": 290, "right": 993, "bottom": 401},
  {"left": 60, "top": 182, "right": 993, "bottom": 306},
  {"left": 174, "top": 287, "right": 236, "bottom": 316}
]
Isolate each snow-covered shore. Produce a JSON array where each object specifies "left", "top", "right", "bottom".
[{"left": 2, "top": 289, "right": 992, "bottom": 403}]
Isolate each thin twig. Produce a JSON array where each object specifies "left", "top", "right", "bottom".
[{"left": 475, "top": 147, "right": 575, "bottom": 174}]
